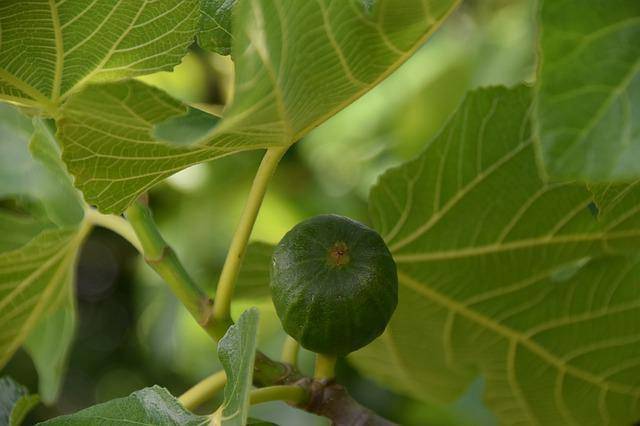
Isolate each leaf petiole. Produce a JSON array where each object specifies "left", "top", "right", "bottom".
[
  {"left": 178, "top": 370, "right": 227, "bottom": 411},
  {"left": 212, "top": 146, "right": 288, "bottom": 326}
]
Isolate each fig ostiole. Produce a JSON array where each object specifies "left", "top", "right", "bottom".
[{"left": 270, "top": 214, "right": 398, "bottom": 357}]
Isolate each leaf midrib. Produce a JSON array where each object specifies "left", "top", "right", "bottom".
[{"left": 48, "top": 0, "right": 64, "bottom": 101}]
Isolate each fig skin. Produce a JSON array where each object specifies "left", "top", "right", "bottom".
[{"left": 270, "top": 214, "right": 398, "bottom": 356}]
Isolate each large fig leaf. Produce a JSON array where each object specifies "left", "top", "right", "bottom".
[{"left": 352, "top": 85, "right": 640, "bottom": 425}]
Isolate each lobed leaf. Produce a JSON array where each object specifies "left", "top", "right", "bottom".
[
  {"left": 57, "top": 0, "right": 460, "bottom": 213},
  {"left": 0, "top": 0, "right": 200, "bottom": 112},
  {"left": 535, "top": 0, "right": 640, "bottom": 181},
  {"left": 40, "top": 386, "right": 208, "bottom": 425},
  {"left": 216, "top": 308, "right": 260, "bottom": 426},
  {"left": 352, "top": 85, "right": 640, "bottom": 424}
]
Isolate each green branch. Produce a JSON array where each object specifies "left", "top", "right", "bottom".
[
  {"left": 213, "top": 146, "right": 288, "bottom": 324},
  {"left": 125, "top": 198, "right": 227, "bottom": 339}
]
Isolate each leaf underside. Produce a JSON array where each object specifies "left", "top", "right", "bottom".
[
  {"left": 57, "top": 0, "right": 460, "bottom": 213},
  {"left": 352, "top": 85, "right": 640, "bottom": 425},
  {"left": 0, "top": 0, "right": 200, "bottom": 111}
]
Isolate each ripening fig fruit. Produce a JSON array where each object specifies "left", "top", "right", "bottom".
[{"left": 270, "top": 214, "right": 398, "bottom": 356}]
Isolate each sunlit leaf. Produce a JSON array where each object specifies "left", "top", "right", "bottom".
[
  {"left": 216, "top": 308, "right": 260, "bottom": 426},
  {"left": 535, "top": 0, "right": 640, "bottom": 181},
  {"left": 57, "top": 80, "right": 231, "bottom": 213},
  {"left": 352, "top": 85, "right": 640, "bottom": 424},
  {"left": 0, "top": 0, "right": 200, "bottom": 113},
  {"left": 0, "top": 377, "right": 39, "bottom": 426},
  {"left": 40, "top": 386, "right": 208, "bottom": 425},
  {"left": 57, "top": 0, "right": 460, "bottom": 213}
]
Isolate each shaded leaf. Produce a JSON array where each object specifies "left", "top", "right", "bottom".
[
  {"left": 199, "top": 0, "right": 237, "bottom": 55},
  {"left": 234, "top": 242, "right": 274, "bottom": 300},
  {"left": 0, "top": 376, "right": 39, "bottom": 426},
  {"left": 0, "top": 0, "right": 200, "bottom": 113},
  {"left": 352, "top": 86, "right": 640, "bottom": 424},
  {"left": 0, "top": 104, "right": 85, "bottom": 375},
  {"left": 57, "top": 0, "right": 460, "bottom": 213},
  {"left": 0, "top": 103, "right": 83, "bottom": 227},
  {"left": 535, "top": 0, "right": 640, "bottom": 180},
  {"left": 0, "top": 211, "right": 54, "bottom": 252},
  {"left": 24, "top": 288, "right": 76, "bottom": 405},
  {"left": 216, "top": 308, "right": 260, "bottom": 426},
  {"left": 154, "top": 107, "right": 222, "bottom": 145},
  {"left": 0, "top": 227, "right": 87, "bottom": 369},
  {"left": 40, "top": 386, "right": 208, "bottom": 425},
  {"left": 247, "top": 418, "right": 277, "bottom": 426}
]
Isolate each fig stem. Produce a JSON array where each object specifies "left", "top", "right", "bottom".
[
  {"left": 213, "top": 146, "right": 288, "bottom": 325},
  {"left": 281, "top": 336, "right": 300, "bottom": 366},
  {"left": 314, "top": 354, "right": 337, "bottom": 380},
  {"left": 178, "top": 370, "right": 227, "bottom": 411},
  {"left": 125, "top": 199, "right": 227, "bottom": 339}
]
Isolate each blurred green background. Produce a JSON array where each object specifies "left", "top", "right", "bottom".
[{"left": 3, "top": 0, "right": 535, "bottom": 424}]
